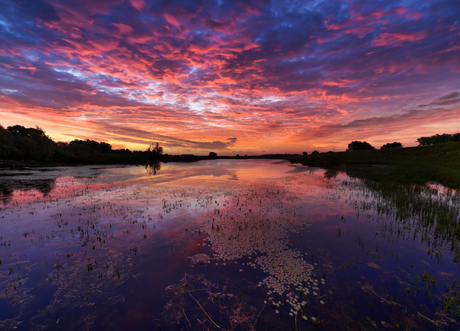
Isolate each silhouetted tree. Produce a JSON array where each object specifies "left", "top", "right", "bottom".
[
  {"left": 99, "top": 142, "right": 112, "bottom": 153},
  {"left": 347, "top": 141, "right": 375, "bottom": 151},
  {"left": 0, "top": 125, "right": 16, "bottom": 161},
  {"left": 147, "top": 142, "right": 163, "bottom": 162},
  {"left": 312, "top": 150, "right": 319, "bottom": 154},
  {"left": 381, "top": 142, "right": 402, "bottom": 149},
  {"left": 209, "top": 152, "right": 217, "bottom": 157},
  {"left": 56, "top": 141, "right": 69, "bottom": 149},
  {"left": 302, "top": 151, "right": 308, "bottom": 155},
  {"left": 7, "top": 125, "right": 56, "bottom": 161},
  {"left": 7, "top": 125, "right": 47, "bottom": 141}
]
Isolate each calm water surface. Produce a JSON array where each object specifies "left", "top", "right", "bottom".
[{"left": 0, "top": 160, "right": 459, "bottom": 330}]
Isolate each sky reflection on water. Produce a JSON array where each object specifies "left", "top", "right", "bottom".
[{"left": 0, "top": 160, "right": 459, "bottom": 330}]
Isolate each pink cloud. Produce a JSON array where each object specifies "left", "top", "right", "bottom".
[
  {"left": 164, "top": 13, "right": 181, "bottom": 28},
  {"left": 373, "top": 31, "right": 427, "bottom": 46},
  {"left": 128, "top": 0, "right": 146, "bottom": 11},
  {"left": 112, "top": 23, "right": 134, "bottom": 36}
]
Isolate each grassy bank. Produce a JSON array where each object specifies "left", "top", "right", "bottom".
[
  {"left": 276, "top": 143, "right": 460, "bottom": 248},
  {"left": 279, "top": 143, "right": 460, "bottom": 189}
]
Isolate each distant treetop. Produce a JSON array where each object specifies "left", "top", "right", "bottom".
[
  {"left": 381, "top": 142, "right": 402, "bottom": 149},
  {"left": 347, "top": 141, "right": 375, "bottom": 151}
]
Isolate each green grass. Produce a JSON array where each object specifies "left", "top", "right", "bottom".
[{"left": 282, "top": 143, "right": 460, "bottom": 189}]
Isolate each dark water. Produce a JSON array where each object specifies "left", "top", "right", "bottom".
[{"left": 0, "top": 160, "right": 459, "bottom": 330}]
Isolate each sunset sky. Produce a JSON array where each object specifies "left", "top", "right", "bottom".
[{"left": 0, "top": 0, "right": 459, "bottom": 155}]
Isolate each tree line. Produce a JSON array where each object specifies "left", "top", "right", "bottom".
[
  {"left": 346, "top": 131, "right": 459, "bottom": 151},
  {"left": 0, "top": 124, "right": 163, "bottom": 164},
  {"left": 2, "top": 124, "right": 458, "bottom": 164},
  {"left": 416, "top": 133, "right": 460, "bottom": 146},
  {"left": 346, "top": 141, "right": 402, "bottom": 151}
]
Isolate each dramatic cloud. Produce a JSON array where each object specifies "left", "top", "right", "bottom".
[{"left": 0, "top": 0, "right": 459, "bottom": 154}]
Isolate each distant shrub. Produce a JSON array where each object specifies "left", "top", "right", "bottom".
[
  {"left": 209, "top": 152, "right": 217, "bottom": 157},
  {"left": 381, "top": 142, "right": 402, "bottom": 149},
  {"left": 302, "top": 151, "right": 308, "bottom": 155},
  {"left": 347, "top": 141, "right": 375, "bottom": 151}
]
